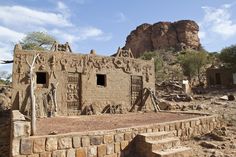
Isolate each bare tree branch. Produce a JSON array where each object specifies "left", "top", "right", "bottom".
[{"left": 26, "top": 53, "right": 39, "bottom": 136}]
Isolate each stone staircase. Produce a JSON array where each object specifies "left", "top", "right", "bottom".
[{"left": 135, "top": 131, "right": 191, "bottom": 157}]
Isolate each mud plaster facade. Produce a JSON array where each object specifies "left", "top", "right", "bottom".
[
  {"left": 11, "top": 44, "right": 155, "bottom": 117},
  {"left": 206, "top": 66, "right": 236, "bottom": 88}
]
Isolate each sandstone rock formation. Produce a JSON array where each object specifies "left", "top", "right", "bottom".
[{"left": 124, "top": 20, "right": 200, "bottom": 57}]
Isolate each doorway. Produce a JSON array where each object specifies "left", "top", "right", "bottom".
[
  {"left": 66, "top": 72, "right": 81, "bottom": 115},
  {"left": 131, "top": 75, "right": 143, "bottom": 106},
  {"left": 215, "top": 73, "right": 221, "bottom": 85}
]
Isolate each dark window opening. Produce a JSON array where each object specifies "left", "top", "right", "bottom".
[
  {"left": 36, "top": 72, "right": 47, "bottom": 84},
  {"left": 96, "top": 74, "right": 106, "bottom": 86},
  {"left": 215, "top": 73, "right": 221, "bottom": 85}
]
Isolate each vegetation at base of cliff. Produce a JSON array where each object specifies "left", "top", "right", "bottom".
[
  {"left": 140, "top": 49, "right": 184, "bottom": 82},
  {"left": 140, "top": 49, "right": 210, "bottom": 84},
  {"left": 219, "top": 44, "right": 236, "bottom": 68},
  {"left": 177, "top": 50, "right": 208, "bottom": 83},
  {"left": 20, "top": 32, "right": 56, "bottom": 51}
]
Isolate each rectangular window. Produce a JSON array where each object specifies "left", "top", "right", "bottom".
[
  {"left": 96, "top": 74, "right": 106, "bottom": 87},
  {"left": 36, "top": 72, "right": 47, "bottom": 85}
]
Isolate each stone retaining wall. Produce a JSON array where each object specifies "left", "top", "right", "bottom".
[
  {"left": 0, "top": 110, "right": 11, "bottom": 157},
  {"left": 10, "top": 110, "right": 222, "bottom": 157}
]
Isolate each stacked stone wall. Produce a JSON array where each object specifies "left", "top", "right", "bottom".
[{"left": 10, "top": 110, "right": 222, "bottom": 157}]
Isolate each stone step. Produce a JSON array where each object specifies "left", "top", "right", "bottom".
[
  {"left": 138, "top": 131, "right": 174, "bottom": 142},
  {"left": 147, "top": 137, "right": 180, "bottom": 151},
  {"left": 152, "top": 146, "right": 192, "bottom": 157}
]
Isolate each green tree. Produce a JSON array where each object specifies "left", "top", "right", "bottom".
[
  {"left": 20, "top": 32, "right": 56, "bottom": 50},
  {"left": 141, "top": 51, "right": 164, "bottom": 75},
  {"left": 178, "top": 50, "right": 208, "bottom": 83},
  {"left": 140, "top": 50, "right": 183, "bottom": 82},
  {"left": 219, "top": 44, "right": 236, "bottom": 67}
]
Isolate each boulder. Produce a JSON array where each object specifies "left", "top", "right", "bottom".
[
  {"left": 228, "top": 95, "right": 235, "bottom": 101},
  {"left": 158, "top": 99, "right": 172, "bottom": 110},
  {"left": 200, "top": 141, "right": 217, "bottom": 149}
]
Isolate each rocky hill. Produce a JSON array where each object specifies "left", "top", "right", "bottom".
[{"left": 124, "top": 20, "right": 200, "bottom": 57}]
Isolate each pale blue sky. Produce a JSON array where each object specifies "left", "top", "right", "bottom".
[{"left": 0, "top": 0, "right": 236, "bottom": 72}]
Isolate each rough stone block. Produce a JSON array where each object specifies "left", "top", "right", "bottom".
[
  {"left": 46, "top": 137, "right": 57, "bottom": 151},
  {"left": 159, "top": 125, "right": 164, "bottom": 131},
  {"left": 104, "top": 154, "right": 117, "bottom": 157},
  {"left": 58, "top": 137, "right": 72, "bottom": 149},
  {"left": 39, "top": 152, "right": 51, "bottom": 157},
  {"left": 164, "top": 125, "right": 169, "bottom": 131},
  {"left": 67, "top": 149, "right": 76, "bottom": 157},
  {"left": 106, "top": 144, "right": 114, "bottom": 155},
  {"left": 88, "top": 146, "right": 97, "bottom": 157},
  {"left": 124, "top": 132, "right": 132, "bottom": 141},
  {"left": 33, "top": 138, "right": 45, "bottom": 153},
  {"left": 90, "top": 136, "right": 103, "bottom": 145},
  {"left": 27, "top": 154, "right": 39, "bottom": 157},
  {"left": 196, "top": 120, "right": 200, "bottom": 125},
  {"left": 175, "top": 122, "right": 181, "bottom": 130},
  {"left": 185, "top": 122, "right": 190, "bottom": 128},
  {"left": 146, "top": 128, "right": 152, "bottom": 133},
  {"left": 114, "top": 133, "right": 124, "bottom": 142},
  {"left": 120, "top": 141, "right": 129, "bottom": 150},
  {"left": 131, "top": 132, "right": 138, "bottom": 139},
  {"left": 169, "top": 124, "right": 175, "bottom": 131},
  {"left": 11, "top": 139, "right": 20, "bottom": 156},
  {"left": 73, "top": 136, "right": 81, "bottom": 148},
  {"left": 13, "top": 121, "right": 30, "bottom": 138},
  {"left": 20, "top": 138, "right": 33, "bottom": 155},
  {"left": 114, "top": 143, "right": 120, "bottom": 153},
  {"left": 181, "top": 122, "right": 185, "bottom": 129},
  {"left": 76, "top": 147, "right": 87, "bottom": 157},
  {"left": 97, "top": 144, "right": 106, "bottom": 157},
  {"left": 190, "top": 120, "right": 196, "bottom": 127},
  {"left": 104, "top": 134, "right": 114, "bottom": 144},
  {"left": 12, "top": 110, "right": 25, "bottom": 121},
  {"left": 81, "top": 136, "right": 90, "bottom": 147},
  {"left": 52, "top": 150, "right": 66, "bottom": 157},
  {"left": 177, "top": 129, "right": 182, "bottom": 136}
]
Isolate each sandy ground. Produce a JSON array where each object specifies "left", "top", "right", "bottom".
[
  {"left": 36, "top": 112, "right": 198, "bottom": 135},
  {"left": 179, "top": 91, "right": 236, "bottom": 157}
]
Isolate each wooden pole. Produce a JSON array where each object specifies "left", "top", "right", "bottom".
[{"left": 26, "top": 54, "right": 39, "bottom": 135}]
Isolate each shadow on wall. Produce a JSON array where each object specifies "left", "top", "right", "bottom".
[{"left": 0, "top": 110, "right": 11, "bottom": 157}]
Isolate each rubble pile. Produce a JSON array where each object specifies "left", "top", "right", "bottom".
[
  {"left": 0, "top": 86, "right": 12, "bottom": 111},
  {"left": 156, "top": 80, "right": 193, "bottom": 102}
]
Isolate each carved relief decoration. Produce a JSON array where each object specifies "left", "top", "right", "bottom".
[{"left": 115, "top": 47, "right": 134, "bottom": 58}]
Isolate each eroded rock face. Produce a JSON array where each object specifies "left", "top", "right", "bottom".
[{"left": 124, "top": 20, "right": 200, "bottom": 57}]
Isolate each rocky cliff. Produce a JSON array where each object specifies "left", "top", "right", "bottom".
[{"left": 124, "top": 20, "right": 200, "bottom": 57}]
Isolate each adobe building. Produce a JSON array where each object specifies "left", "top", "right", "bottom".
[
  {"left": 206, "top": 65, "right": 236, "bottom": 88},
  {"left": 11, "top": 43, "right": 155, "bottom": 117}
]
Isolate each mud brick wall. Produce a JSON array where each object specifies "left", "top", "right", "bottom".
[
  {"left": 0, "top": 110, "right": 11, "bottom": 157},
  {"left": 10, "top": 110, "right": 223, "bottom": 157},
  {"left": 11, "top": 46, "right": 155, "bottom": 117}
]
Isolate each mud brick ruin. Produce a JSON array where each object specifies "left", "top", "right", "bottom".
[{"left": 11, "top": 43, "right": 155, "bottom": 117}]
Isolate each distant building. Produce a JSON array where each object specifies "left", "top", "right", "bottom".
[
  {"left": 206, "top": 65, "right": 236, "bottom": 88},
  {"left": 11, "top": 43, "right": 155, "bottom": 117}
]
